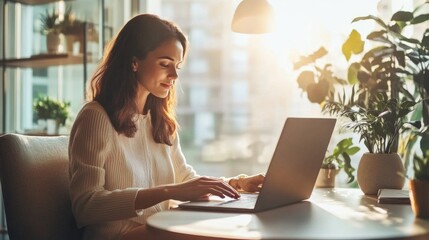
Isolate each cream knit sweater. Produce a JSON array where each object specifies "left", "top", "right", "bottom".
[{"left": 68, "top": 101, "right": 197, "bottom": 240}]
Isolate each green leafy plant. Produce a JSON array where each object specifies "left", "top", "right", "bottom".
[
  {"left": 33, "top": 96, "right": 70, "bottom": 126},
  {"left": 294, "top": 47, "right": 348, "bottom": 104},
  {"left": 323, "top": 91, "right": 417, "bottom": 154},
  {"left": 343, "top": 2, "right": 429, "bottom": 124},
  {"left": 414, "top": 151, "right": 429, "bottom": 181},
  {"left": 392, "top": 5, "right": 429, "bottom": 126},
  {"left": 342, "top": 20, "right": 410, "bottom": 103},
  {"left": 322, "top": 137, "right": 360, "bottom": 183},
  {"left": 40, "top": 8, "right": 60, "bottom": 34},
  {"left": 291, "top": 3, "right": 429, "bottom": 185},
  {"left": 404, "top": 122, "right": 429, "bottom": 180},
  {"left": 59, "top": 6, "right": 85, "bottom": 35},
  {"left": 319, "top": 2, "right": 429, "bottom": 173}
]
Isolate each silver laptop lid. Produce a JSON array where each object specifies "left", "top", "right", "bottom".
[{"left": 254, "top": 117, "right": 336, "bottom": 211}]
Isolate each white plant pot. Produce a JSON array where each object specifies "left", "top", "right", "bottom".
[
  {"left": 357, "top": 153, "right": 405, "bottom": 195},
  {"left": 46, "top": 119, "right": 59, "bottom": 135},
  {"left": 65, "top": 34, "right": 78, "bottom": 54},
  {"left": 46, "top": 32, "right": 61, "bottom": 53},
  {"left": 37, "top": 119, "right": 47, "bottom": 132}
]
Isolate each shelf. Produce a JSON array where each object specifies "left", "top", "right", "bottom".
[
  {"left": 1, "top": 53, "right": 86, "bottom": 68},
  {"left": 1, "top": 0, "right": 105, "bottom": 134},
  {"left": 6, "top": 0, "right": 74, "bottom": 5}
]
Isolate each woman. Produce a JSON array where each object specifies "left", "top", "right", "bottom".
[{"left": 68, "top": 13, "right": 264, "bottom": 240}]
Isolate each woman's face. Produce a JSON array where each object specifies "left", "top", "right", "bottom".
[{"left": 132, "top": 39, "right": 184, "bottom": 99}]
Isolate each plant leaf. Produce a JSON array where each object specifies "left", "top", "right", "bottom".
[
  {"left": 422, "top": 29, "right": 429, "bottom": 48},
  {"left": 352, "top": 15, "right": 388, "bottom": 29},
  {"left": 345, "top": 146, "right": 360, "bottom": 155},
  {"left": 394, "top": 50, "right": 406, "bottom": 67},
  {"left": 391, "top": 11, "right": 414, "bottom": 22},
  {"left": 411, "top": 13, "right": 429, "bottom": 24},
  {"left": 342, "top": 30, "right": 365, "bottom": 61},
  {"left": 420, "top": 132, "right": 429, "bottom": 154},
  {"left": 296, "top": 71, "right": 315, "bottom": 90},
  {"left": 347, "top": 62, "right": 360, "bottom": 84},
  {"left": 293, "top": 47, "right": 328, "bottom": 70}
]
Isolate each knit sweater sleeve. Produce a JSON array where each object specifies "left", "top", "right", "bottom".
[
  {"left": 171, "top": 133, "right": 198, "bottom": 183},
  {"left": 68, "top": 104, "right": 141, "bottom": 227}
]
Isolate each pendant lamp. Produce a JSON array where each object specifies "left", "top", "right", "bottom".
[{"left": 231, "top": 0, "right": 275, "bottom": 34}]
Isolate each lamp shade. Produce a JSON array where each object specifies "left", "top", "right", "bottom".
[{"left": 231, "top": 0, "right": 275, "bottom": 34}]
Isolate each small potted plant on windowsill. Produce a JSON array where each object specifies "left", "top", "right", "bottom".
[
  {"left": 316, "top": 137, "right": 360, "bottom": 188},
  {"left": 34, "top": 96, "right": 70, "bottom": 135}
]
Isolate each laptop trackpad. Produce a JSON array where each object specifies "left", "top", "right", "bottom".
[
  {"left": 180, "top": 193, "right": 258, "bottom": 209},
  {"left": 217, "top": 193, "right": 258, "bottom": 208}
]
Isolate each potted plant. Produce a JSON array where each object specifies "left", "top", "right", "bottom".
[
  {"left": 350, "top": 3, "right": 429, "bottom": 126},
  {"left": 341, "top": 2, "right": 429, "bottom": 156},
  {"left": 40, "top": 8, "right": 61, "bottom": 53},
  {"left": 403, "top": 123, "right": 429, "bottom": 219},
  {"left": 318, "top": 2, "right": 429, "bottom": 195},
  {"left": 323, "top": 91, "right": 417, "bottom": 194},
  {"left": 57, "top": 6, "right": 98, "bottom": 54},
  {"left": 410, "top": 149, "right": 429, "bottom": 219},
  {"left": 33, "top": 96, "right": 70, "bottom": 135},
  {"left": 315, "top": 137, "right": 360, "bottom": 188},
  {"left": 59, "top": 6, "right": 85, "bottom": 53}
]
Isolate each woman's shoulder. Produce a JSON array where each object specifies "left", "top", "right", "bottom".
[
  {"left": 71, "top": 101, "right": 115, "bottom": 137},
  {"left": 81, "top": 101, "right": 105, "bottom": 112},
  {"left": 73, "top": 101, "right": 113, "bottom": 128},
  {"left": 77, "top": 101, "right": 108, "bottom": 118}
]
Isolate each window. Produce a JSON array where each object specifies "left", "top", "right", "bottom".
[{"left": 144, "top": 0, "right": 420, "bottom": 180}]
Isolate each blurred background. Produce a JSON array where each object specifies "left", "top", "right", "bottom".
[{"left": 0, "top": 0, "right": 426, "bottom": 186}]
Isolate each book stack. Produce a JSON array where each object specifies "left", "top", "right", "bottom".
[{"left": 377, "top": 189, "right": 410, "bottom": 204}]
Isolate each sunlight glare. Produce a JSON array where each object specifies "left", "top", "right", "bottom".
[
  {"left": 263, "top": 0, "right": 381, "bottom": 73},
  {"left": 170, "top": 214, "right": 262, "bottom": 239}
]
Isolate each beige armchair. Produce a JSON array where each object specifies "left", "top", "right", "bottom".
[{"left": 0, "top": 133, "right": 81, "bottom": 240}]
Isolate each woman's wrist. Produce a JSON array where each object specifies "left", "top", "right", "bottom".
[
  {"left": 135, "top": 186, "right": 173, "bottom": 210},
  {"left": 161, "top": 185, "right": 173, "bottom": 200}
]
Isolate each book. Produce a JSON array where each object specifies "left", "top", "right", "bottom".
[{"left": 377, "top": 189, "right": 410, "bottom": 204}]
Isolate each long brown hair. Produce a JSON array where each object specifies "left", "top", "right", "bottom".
[{"left": 88, "top": 14, "right": 188, "bottom": 145}]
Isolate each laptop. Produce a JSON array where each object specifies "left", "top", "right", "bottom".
[{"left": 178, "top": 117, "right": 336, "bottom": 213}]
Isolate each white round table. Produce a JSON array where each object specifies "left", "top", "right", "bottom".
[{"left": 147, "top": 188, "right": 429, "bottom": 240}]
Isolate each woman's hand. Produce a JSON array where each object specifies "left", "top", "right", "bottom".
[
  {"left": 229, "top": 173, "right": 265, "bottom": 192},
  {"left": 166, "top": 177, "right": 240, "bottom": 201}
]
